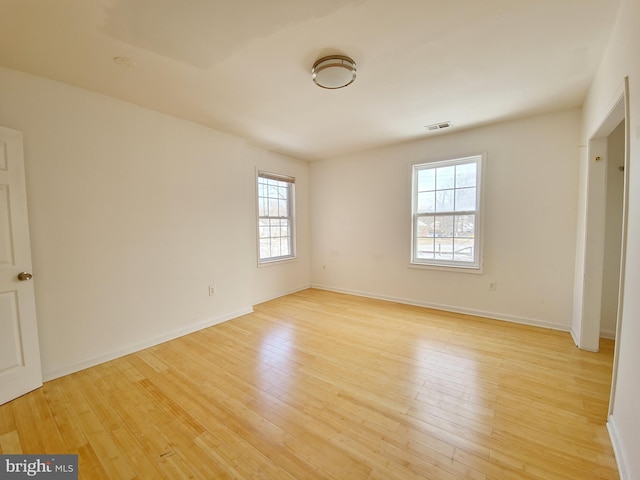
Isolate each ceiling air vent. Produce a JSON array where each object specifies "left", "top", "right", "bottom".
[{"left": 426, "top": 121, "right": 451, "bottom": 131}]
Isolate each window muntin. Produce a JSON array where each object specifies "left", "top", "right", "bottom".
[
  {"left": 411, "top": 155, "right": 482, "bottom": 269},
  {"left": 257, "top": 172, "right": 295, "bottom": 263}
]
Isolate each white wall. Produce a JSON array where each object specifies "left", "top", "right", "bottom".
[
  {"left": 580, "top": 0, "right": 640, "bottom": 476},
  {"left": 0, "top": 67, "right": 310, "bottom": 380},
  {"left": 311, "top": 110, "right": 580, "bottom": 330},
  {"left": 600, "top": 121, "right": 625, "bottom": 338}
]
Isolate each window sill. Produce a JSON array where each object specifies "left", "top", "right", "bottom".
[
  {"left": 258, "top": 256, "right": 298, "bottom": 268},
  {"left": 408, "top": 262, "right": 483, "bottom": 274}
]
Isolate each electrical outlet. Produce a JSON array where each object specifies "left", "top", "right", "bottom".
[
  {"left": 489, "top": 281, "right": 497, "bottom": 292},
  {"left": 209, "top": 285, "right": 216, "bottom": 296}
]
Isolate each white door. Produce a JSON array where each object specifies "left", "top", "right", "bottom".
[{"left": 0, "top": 126, "right": 42, "bottom": 405}]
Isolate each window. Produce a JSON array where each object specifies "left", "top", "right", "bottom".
[
  {"left": 257, "top": 171, "right": 295, "bottom": 264},
  {"left": 411, "top": 155, "right": 483, "bottom": 269}
]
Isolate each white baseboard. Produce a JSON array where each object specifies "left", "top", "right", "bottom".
[
  {"left": 310, "top": 284, "right": 571, "bottom": 332},
  {"left": 570, "top": 328, "right": 580, "bottom": 347},
  {"left": 569, "top": 327, "right": 613, "bottom": 351},
  {"left": 600, "top": 330, "right": 617, "bottom": 340},
  {"left": 252, "top": 284, "right": 311, "bottom": 307},
  {"left": 607, "top": 416, "right": 629, "bottom": 480},
  {"left": 42, "top": 306, "right": 253, "bottom": 382}
]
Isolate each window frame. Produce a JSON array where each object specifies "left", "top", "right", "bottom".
[
  {"left": 410, "top": 154, "right": 484, "bottom": 271},
  {"left": 256, "top": 170, "right": 296, "bottom": 266}
]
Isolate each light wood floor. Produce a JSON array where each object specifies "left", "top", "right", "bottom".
[{"left": 0, "top": 289, "right": 618, "bottom": 479}]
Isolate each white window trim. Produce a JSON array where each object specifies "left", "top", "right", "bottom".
[
  {"left": 256, "top": 170, "right": 297, "bottom": 266},
  {"left": 410, "top": 154, "right": 485, "bottom": 272}
]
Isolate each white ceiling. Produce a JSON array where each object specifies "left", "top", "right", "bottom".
[{"left": 0, "top": 0, "right": 621, "bottom": 161}]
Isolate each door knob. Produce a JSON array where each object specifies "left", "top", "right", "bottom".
[{"left": 17, "top": 272, "right": 33, "bottom": 281}]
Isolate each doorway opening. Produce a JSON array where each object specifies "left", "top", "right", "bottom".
[
  {"left": 578, "top": 78, "right": 630, "bottom": 422},
  {"left": 578, "top": 86, "right": 628, "bottom": 353},
  {"left": 599, "top": 120, "right": 625, "bottom": 341}
]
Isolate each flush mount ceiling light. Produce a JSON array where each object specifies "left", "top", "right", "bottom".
[{"left": 312, "top": 55, "right": 357, "bottom": 89}]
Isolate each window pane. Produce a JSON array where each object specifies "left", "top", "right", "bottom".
[
  {"left": 416, "top": 216, "right": 435, "bottom": 237},
  {"left": 454, "top": 187, "right": 476, "bottom": 212},
  {"left": 417, "top": 168, "right": 435, "bottom": 192},
  {"left": 279, "top": 199, "right": 288, "bottom": 217},
  {"left": 417, "top": 191, "right": 435, "bottom": 213},
  {"left": 280, "top": 238, "right": 290, "bottom": 256},
  {"left": 436, "top": 215, "right": 454, "bottom": 237},
  {"left": 269, "top": 219, "right": 280, "bottom": 238},
  {"left": 280, "top": 219, "right": 290, "bottom": 237},
  {"left": 436, "top": 166, "right": 455, "bottom": 190},
  {"left": 416, "top": 238, "right": 434, "bottom": 259},
  {"left": 259, "top": 219, "right": 270, "bottom": 238},
  {"left": 270, "top": 239, "right": 281, "bottom": 258},
  {"left": 435, "top": 190, "right": 454, "bottom": 212},
  {"left": 455, "top": 163, "right": 476, "bottom": 188},
  {"left": 259, "top": 239, "right": 270, "bottom": 259},
  {"left": 268, "top": 199, "right": 279, "bottom": 216},
  {"left": 453, "top": 238, "right": 474, "bottom": 262},
  {"left": 271, "top": 224, "right": 278, "bottom": 238},
  {"left": 454, "top": 215, "right": 475, "bottom": 238},
  {"left": 434, "top": 237, "right": 453, "bottom": 260}
]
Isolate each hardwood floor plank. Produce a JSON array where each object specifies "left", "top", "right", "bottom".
[
  {"left": 42, "top": 382, "right": 88, "bottom": 450},
  {"left": 0, "top": 430, "right": 22, "bottom": 454},
  {"left": 0, "top": 289, "right": 618, "bottom": 479},
  {"left": 11, "top": 393, "right": 46, "bottom": 453},
  {"left": 0, "top": 402, "right": 16, "bottom": 436}
]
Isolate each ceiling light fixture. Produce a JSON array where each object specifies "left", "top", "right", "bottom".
[{"left": 312, "top": 55, "right": 357, "bottom": 89}]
